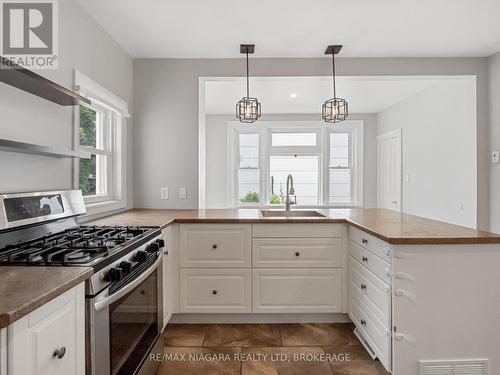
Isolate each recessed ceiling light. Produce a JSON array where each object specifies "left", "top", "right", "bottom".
[{"left": 289, "top": 93, "right": 297, "bottom": 98}]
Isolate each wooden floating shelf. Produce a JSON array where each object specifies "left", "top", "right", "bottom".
[
  {"left": 0, "top": 139, "right": 91, "bottom": 159},
  {"left": 0, "top": 58, "right": 90, "bottom": 106}
]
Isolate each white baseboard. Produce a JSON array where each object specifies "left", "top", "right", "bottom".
[{"left": 169, "top": 313, "right": 352, "bottom": 324}]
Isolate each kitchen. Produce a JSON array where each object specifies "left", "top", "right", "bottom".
[{"left": 1, "top": 1, "right": 500, "bottom": 375}]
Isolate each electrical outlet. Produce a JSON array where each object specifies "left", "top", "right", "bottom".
[
  {"left": 179, "top": 187, "right": 187, "bottom": 200},
  {"left": 160, "top": 187, "right": 169, "bottom": 200},
  {"left": 492, "top": 151, "right": 500, "bottom": 164}
]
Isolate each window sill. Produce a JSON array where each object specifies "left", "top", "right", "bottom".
[
  {"left": 81, "top": 199, "right": 127, "bottom": 222},
  {"left": 231, "top": 204, "right": 364, "bottom": 209}
]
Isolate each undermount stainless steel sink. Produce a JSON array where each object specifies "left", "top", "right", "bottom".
[{"left": 259, "top": 210, "right": 327, "bottom": 218}]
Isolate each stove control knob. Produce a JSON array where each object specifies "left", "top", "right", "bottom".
[
  {"left": 156, "top": 239, "right": 165, "bottom": 248},
  {"left": 119, "top": 261, "right": 132, "bottom": 274},
  {"left": 106, "top": 267, "right": 123, "bottom": 282},
  {"left": 147, "top": 242, "right": 160, "bottom": 253},
  {"left": 135, "top": 250, "right": 147, "bottom": 262}
]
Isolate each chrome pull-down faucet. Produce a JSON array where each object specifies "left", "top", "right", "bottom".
[{"left": 285, "top": 174, "right": 296, "bottom": 211}]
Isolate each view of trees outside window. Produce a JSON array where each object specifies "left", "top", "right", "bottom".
[{"left": 79, "top": 106, "right": 97, "bottom": 196}]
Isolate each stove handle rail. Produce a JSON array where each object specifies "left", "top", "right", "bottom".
[{"left": 93, "top": 255, "right": 161, "bottom": 311}]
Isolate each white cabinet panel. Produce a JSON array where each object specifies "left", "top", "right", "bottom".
[
  {"left": 252, "top": 224, "right": 344, "bottom": 238},
  {"left": 349, "top": 226, "right": 392, "bottom": 263},
  {"left": 350, "top": 241, "right": 391, "bottom": 284},
  {"left": 180, "top": 224, "right": 251, "bottom": 268},
  {"left": 162, "top": 224, "right": 180, "bottom": 328},
  {"left": 252, "top": 238, "right": 342, "bottom": 268},
  {"left": 180, "top": 269, "right": 251, "bottom": 313},
  {"left": 8, "top": 283, "right": 85, "bottom": 375},
  {"left": 253, "top": 269, "right": 342, "bottom": 313}
]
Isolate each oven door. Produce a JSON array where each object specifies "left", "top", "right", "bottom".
[{"left": 87, "top": 256, "right": 163, "bottom": 375}]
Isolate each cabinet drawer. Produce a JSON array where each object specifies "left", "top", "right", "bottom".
[
  {"left": 180, "top": 269, "right": 251, "bottom": 313},
  {"left": 252, "top": 224, "right": 343, "bottom": 238},
  {"left": 349, "top": 226, "right": 391, "bottom": 263},
  {"left": 253, "top": 269, "right": 342, "bottom": 313},
  {"left": 350, "top": 241, "right": 391, "bottom": 284},
  {"left": 180, "top": 224, "right": 251, "bottom": 267},
  {"left": 350, "top": 257, "right": 391, "bottom": 327},
  {"left": 252, "top": 238, "right": 342, "bottom": 268},
  {"left": 349, "top": 291, "right": 391, "bottom": 371}
]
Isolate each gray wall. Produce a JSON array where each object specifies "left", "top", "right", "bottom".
[
  {"left": 489, "top": 52, "right": 500, "bottom": 233},
  {"left": 378, "top": 79, "right": 477, "bottom": 228},
  {"left": 0, "top": 0, "right": 134, "bottom": 208},
  {"left": 133, "top": 57, "right": 489, "bottom": 229},
  {"left": 205, "top": 113, "right": 378, "bottom": 209}
]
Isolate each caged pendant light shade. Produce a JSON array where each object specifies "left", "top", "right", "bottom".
[
  {"left": 322, "top": 45, "right": 348, "bottom": 123},
  {"left": 236, "top": 44, "right": 261, "bottom": 123}
]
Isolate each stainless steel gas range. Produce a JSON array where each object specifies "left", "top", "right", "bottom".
[{"left": 0, "top": 190, "right": 164, "bottom": 375}]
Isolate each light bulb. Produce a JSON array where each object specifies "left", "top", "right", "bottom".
[
  {"left": 245, "top": 103, "right": 252, "bottom": 118},
  {"left": 331, "top": 102, "right": 338, "bottom": 117}
]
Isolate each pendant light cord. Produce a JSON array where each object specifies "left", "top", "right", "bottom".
[
  {"left": 246, "top": 50, "right": 250, "bottom": 99},
  {"left": 332, "top": 52, "right": 336, "bottom": 99}
]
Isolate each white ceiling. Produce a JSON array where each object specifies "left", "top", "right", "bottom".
[
  {"left": 204, "top": 76, "right": 441, "bottom": 114},
  {"left": 78, "top": 0, "right": 500, "bottom": 58}
]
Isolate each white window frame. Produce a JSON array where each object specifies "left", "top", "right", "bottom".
[
  {"left": 227, "top": 120, "right": 363, "bottom": 208},
  {"left": 74, "top": 71, "right": 128, "bottom": 217}
]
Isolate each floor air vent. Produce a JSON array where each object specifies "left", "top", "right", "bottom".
[{"left": 419, "top": 359, "right": 488, "bottom": 375}]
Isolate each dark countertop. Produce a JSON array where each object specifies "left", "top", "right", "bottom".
[
  {"left": 86, "top": 208, "right": 500, "bottom": 245},
  {"left": 0, "top": 266, "right": 93, "bottom": 328}
]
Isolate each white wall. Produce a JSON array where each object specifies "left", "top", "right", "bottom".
[
  {"left": 0, "top": 0, "right": 134, "bottom": 208},
  {"left": 205, "top": 113, "right": 378, "bottom": 208},
  {"left": 377, "top": 78, "right": 477, "bottom": 228},
  {"left": 132, "top": 58, "right": 489, "bottom": 229},
  {"left": 489, "top": 52, "right": 500, "bottom": 233}
]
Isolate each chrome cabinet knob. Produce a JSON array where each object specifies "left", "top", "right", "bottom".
[
  {"left": 295, "top": 251, "right": 300, "bottom": 257},
  {"left": 362, "top": 238, "right": 368, "bottom": 244},
  {"left": 362, "top": 256, "right": 368, "bottom": 262},
  {"left": 212, "top": 244, "right": 218, "bottom": 249},
  {"left": 212, "top": 290, "right": 218, "bottom": 295},
  {"left": 360, "top": 283, "right": 367, "bottom": 290},
  {"left": 360, "top": 319, "right": 366, "bottom": 326},
  {"left": 164, "top": 250, "right": 169, "bottom": 255},
  {"left": 54, "top": 347, "right": 66, "bottom": 359}
]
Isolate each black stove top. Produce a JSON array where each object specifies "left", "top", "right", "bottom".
[{"left": 0, "top": 225, "right": 156, "bottom": 267}]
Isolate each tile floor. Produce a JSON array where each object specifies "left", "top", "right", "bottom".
[{"left": 157, "top": 323, "right": 389, "bottom": 375}]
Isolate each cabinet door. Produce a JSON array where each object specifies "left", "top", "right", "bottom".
[
  {"left": 162, "top": 224, "right": 180, "bottom": 328},
  {"left": 9, "top": 284, "right": 85, "bottom": 375}
]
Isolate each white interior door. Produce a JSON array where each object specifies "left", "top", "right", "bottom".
[{"left": 377, "top": 129, "right": 402, "bottom": 211}]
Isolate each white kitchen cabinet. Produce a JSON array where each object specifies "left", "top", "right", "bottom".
[
  {"left": 180, "top": 224, "right": 251, "bottom": 268},
  {"left": 253, "top": 268, "right": 342, "bottom": 313},
  {"left": 7, "top": 283, "right": 85, "bottom": 375},
  {"left": 162, "top": 224, "right": 180, "bottom": 328},
  {"left": 180, "top": 269, "right": 251, "bottom": 313}
]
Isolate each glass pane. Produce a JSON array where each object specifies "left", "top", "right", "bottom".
[
  {"left": 270, "top": 155, "right": 319, "bottom": 205},
  {"left": 79, "top": 105, "right": 97, "bottom": 148},
  {"left": 330, "top": 133, "right": 349, "bottom": 168},
  {"left": 329, "top": 169, "right": 351, "bottom": 204},
  {"left": 239, "top": 133, "right": 259, "bottom": 169},
  {"left": 239, "top": 169, "right": 260, "bottom": 203},
  {"left": 79, "top": 154, "right": 106, "bottom": 196},
  {"left": 272, "top": 132, "right": 317, "bottom": 147}
]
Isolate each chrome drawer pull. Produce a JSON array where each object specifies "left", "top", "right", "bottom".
[{"left": 54, "top": 347, "right": 66, "bottom": 359}]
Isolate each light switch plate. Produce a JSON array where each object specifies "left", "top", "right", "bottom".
[
  {"left": 160, "top": 187, "right": 169, "bottom": 200},
  {"left": 492, "top": 150, "right": 500, "bottom": 164},
  {"left": 179, "top": 187, "right": 187, "bottom": 199}
]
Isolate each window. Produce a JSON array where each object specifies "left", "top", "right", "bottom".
[
  {"left": 228, "top": 121, "right": 363, "bottom": 207},
  {"left": 75, "top": 71, "right": 129, "bottom": 214}
]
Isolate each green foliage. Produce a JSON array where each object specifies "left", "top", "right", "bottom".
[
  {"left": 269, "top": 194, "right": 282, "bottom": 204},
  {"left": 79, "top": 106, "right": 97, "bottom": 196},
  {"left": 240, "top": 191, "right": 259, "bottom": 203}
]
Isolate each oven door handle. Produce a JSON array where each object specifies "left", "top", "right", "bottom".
[{"left": 94, "top": 255, "right": 161, "bottom": 311}]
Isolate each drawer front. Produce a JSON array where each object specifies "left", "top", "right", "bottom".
[
  {"left": 252, "top": 238, "right": 342, "bottom": 268},
  {"left": 349, "top": 291, "right": 391, "bottom": 371},
  {"left": 350, "top": 241, "right": 391, "bottom": 284},
  {"left": 350, "top": 257, "right": 391, "bottom": 327},
  {"left": 349, "top": 226, "right": 391, "bottom": 263},
  {"left": 180, "top": 269, "right": 251, "bottom": 313},
  {"left": 253, "top": 269, "right": 342, "bottom": 313},
  {"left": 252, "top": 224, "right": 344, "bottom": 238},
  {"left": 180, "top": 224, "right": 251, "bottom": 267}
]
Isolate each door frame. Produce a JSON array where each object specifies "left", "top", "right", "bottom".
[{"left": 377, "top": 129, "right": 402, "bottom": 211}]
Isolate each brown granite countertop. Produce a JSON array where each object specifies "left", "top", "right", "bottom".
[
  {"left": 86, "top": 208, "right": 500, "bottom": 245},
  {"left": 0, "top": 266, "right": 92, "bottom": 328}
]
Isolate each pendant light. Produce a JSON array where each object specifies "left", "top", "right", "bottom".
[
  {"left": 322, "top": 45, "right": 348, "bottom": 123},
  {"left": 236, "top": 44, "right": 261, "bottom": 123}
]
